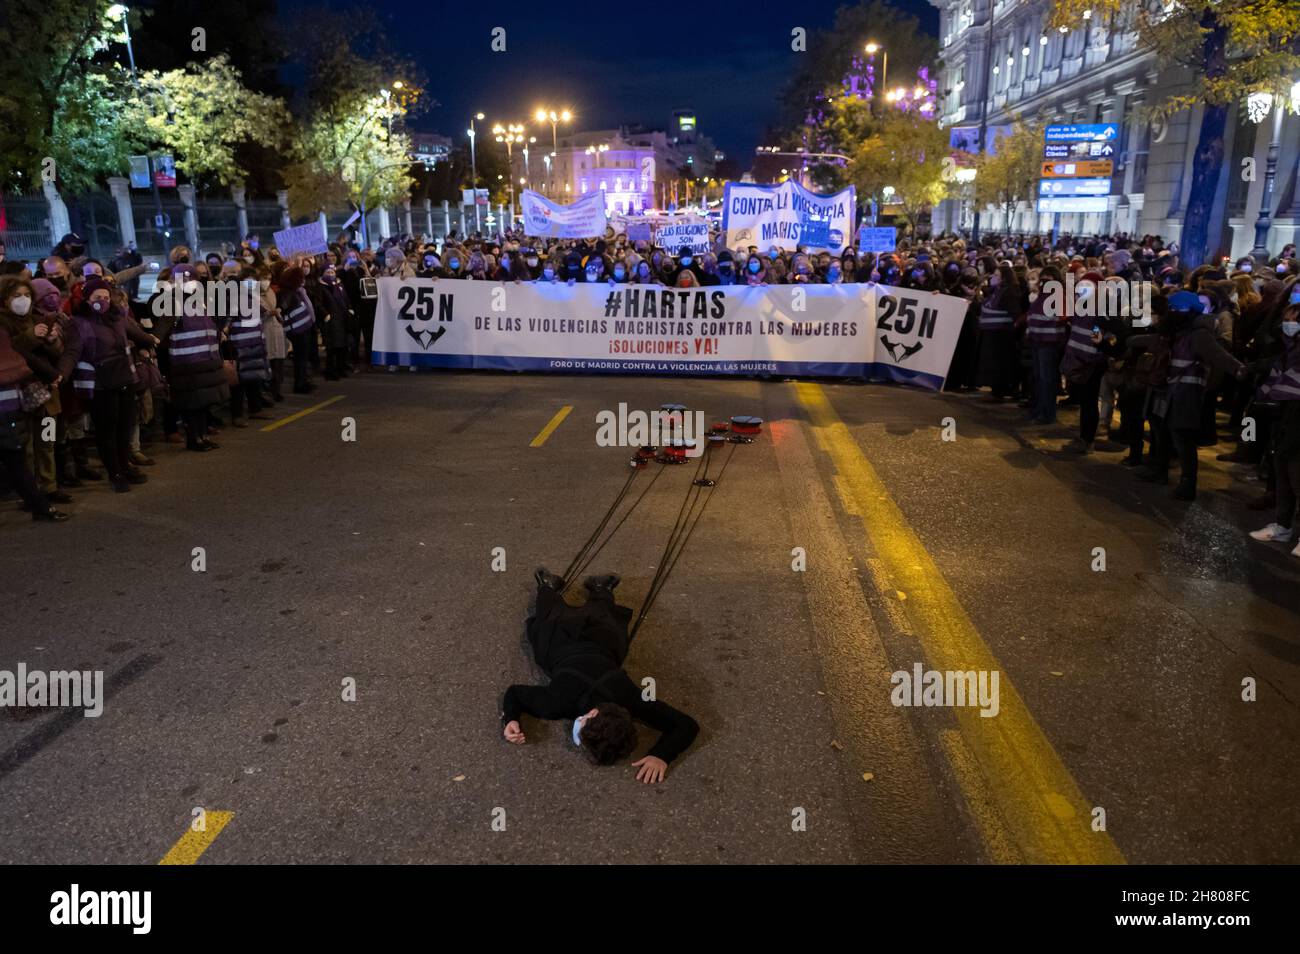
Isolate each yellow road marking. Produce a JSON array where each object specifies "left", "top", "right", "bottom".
[
  {"left": 530, "top": 405, "right": 573, "bottom": 447},
  {"left": 795, "top": 381, "right": 1124, "bottom": 865},
  {"left": 260, "top": 395, "right": 345, "bottom": 432},
  {"left": 158, "top": 810, "right": 234, "bottom": 865}
]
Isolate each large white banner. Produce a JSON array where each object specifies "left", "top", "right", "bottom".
[
  {"left": 520, "top": 189, "right": 608, "bottom": 238},
  {"left": 722, "top": 180, "right": 856, "bottom": 254},
  {"left": 372, "top": 278, "right": 966, "bottom": 389}
]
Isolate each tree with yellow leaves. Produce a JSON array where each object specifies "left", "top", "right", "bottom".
[
  {"left": 1049, "top": 0, "right": 1300, "bottom": 265},
  {"left": 973, "top": 119, "right": 1044, "bottom": 232},
  {"left": 849, "top": 109, "right": 951, "bottom": 235}
]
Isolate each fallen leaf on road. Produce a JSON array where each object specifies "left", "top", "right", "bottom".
[
  {"left": 830, "top": 740, "right": 842, "bottom": 750},
  {"left": 451, "top": 774, "right": 466, "bottom": 782},
  {"left": 1050, "top": 671, "right": 1064, "bottom": 677},
  {"left": 862, "top": 772, "right": 874, "bottom": 782}
]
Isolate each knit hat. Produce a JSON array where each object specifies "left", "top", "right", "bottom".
[{"left": 81, "top": 276, "right": 112, "bottom": 299}]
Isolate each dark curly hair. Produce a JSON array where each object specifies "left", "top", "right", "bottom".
[{"left": 578, "top": 703, "right": 637, "bottom": 765}]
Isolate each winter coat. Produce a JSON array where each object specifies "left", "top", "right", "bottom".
[
  {"left": 157, "top": 311, "right": 230, "bottom": 411},
  {"left": 260, "top": 286, "right": 287, "bottom": 360}
]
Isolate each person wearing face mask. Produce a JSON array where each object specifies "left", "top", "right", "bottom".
[
  {"left": 500, "top": 570, "right": 699, "bottom": 784},
  {"left": 714, "top": 250, "right": 739, "bottom": 286},
  {"left": 254, "top": 266, "right": 286, "bottom": 401},
  {"left": 975, "top": 263, "right": 1023, "bottom": 403},
  {"left": 274, "top": 264, "right": 317, "bottom": 393},
  {"left": 57, "top": 277, "right": 154, "bottom": 491},
  {"left": 608, "top": 259, "right": 629, "bottom": 284},
  {"left": 27, "top": 277, "right": 81, "bottom": 488},
  {"left": 0, "top": 277, "right": 74, "bottom": 510},
  {"left": 317, "top": 265, "right": 353, "bottom": 381},
  {"left": 1, "top": 315, "right": 69, "bottom": 521},
  {"left": 743, "top": 254, "right": 767, "bottom": 286},
  {"left": 417, "top": 250, "right": 441, "bottom": 279},
  {"left": 154, "top": 265, "right": 229, "bottom": 452},
  {"left": 1158, "top": 290, "right": 1247, "bottom": 500},
  {"left": 1247, "top": 304, "right": 1300, "bottom": 556},
  {"left": 226, "top": 269, "right": 273, "bottom": 426},
  {"left": 630, "top": 259, "right": 658, "bottom": 286}
]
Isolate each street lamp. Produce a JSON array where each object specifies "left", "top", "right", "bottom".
[
  {"left": 494, "top": 123, "right": 526, "bottom": 219},
  {"left": 106, "top": 3, "right": 169, "bottom": 255},
  {"left": 522, "top": 136, "right": 537, "bottom": 192},
  {"left": 467, "top": 111, "right": 484, "bottom": 232},
  {"left": 865, "top": 42, "right": 888, "bottom": 115},
  {"left": 1248, "top": 90, "right": 1290, "bottom": 262},
  {"left": 534, "top": 107, "right": 573, "bottom": 159}
]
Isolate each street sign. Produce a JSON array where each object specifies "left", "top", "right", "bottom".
[
  {"left": 1039, "top": 178, "right": 1112, "bottom": 197},
  {"left": 1041, "top": 160, "right": 1114, "bottom": 178},
  {"left": 1037, "top": 196, "right": 1110, "bottom": 213},
  {"left": 1044, "top": 123, "right": 1119, "bottom": 143}
]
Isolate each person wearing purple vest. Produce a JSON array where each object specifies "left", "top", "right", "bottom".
[
  {"left": 1024, "top": 264, "right": 1070, "bottom": 424},
  {"left": 1161, "top": 290, "right": 1246, "bottom": 501},
  {"left": 226, "top": 272, "right": 271, "bottom": 427},
  {"left": 156, "top": 267, "right": 229, "bottom": 452},
  {"left": 1247, "top": 304, "right": 1300, "bottom": 555},
  {"left": 275, "top": 264, "right": 316, "bottom": 394},
  {"left": 57, "top": 277, "right": 154, "bottom": 494}
]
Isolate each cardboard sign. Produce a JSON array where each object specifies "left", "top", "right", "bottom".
[{"left": 273, "top": 222, "right": 328, "bottom": 258}]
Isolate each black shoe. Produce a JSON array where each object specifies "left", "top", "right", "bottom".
[
  {"left": 200, "top": 438, "right": 221, "bottom": 450},
  {"left": 124, "top": 469, "right": 148, "bottom": 484},
  {"left": 110, "top": 477, "right": 132, "bottom": 493},
  {"left": 33, "top": 508, "right": 70, "bottom": 523},
  {"left": 533, "top": 567, "right": 565, "bottom": 591},
  {"left": 583, "top": 574, "right": 621, "bottom": 595},
  {"left": 47, "top": 490, "right": 74, "bottom": 504},
  {"left": 1119, "top": 457, "right": 1143, "bottom": 468},
  {"left": 76, "top": 465, "right": 103, "bottom": 481},
  {"left": 1136, "top": 467, "right": 1168, "bottom": 483},
  {"left": 1170, "top": 483, "right": 1196, "bottom": 501},
  {"left": 58, "top": 474, "right": 84, "bottom": 489},
  {"left": 293, "top": 385, "right": 314, "bottom": 394},
  {"left": 186, "top": 442, "right": 214, "bottom": 452}
]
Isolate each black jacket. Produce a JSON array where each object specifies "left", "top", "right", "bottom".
[{"left": 501, "top": 587, "right": 699, "bottom": 764}]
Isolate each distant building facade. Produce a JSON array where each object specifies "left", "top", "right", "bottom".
[{"left": 929, "top": 0, "right": 1300, "bottom": 257}]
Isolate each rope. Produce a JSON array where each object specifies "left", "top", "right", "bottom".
[{"left": 631, "top": 443, "right": 735, "bottom": 638}]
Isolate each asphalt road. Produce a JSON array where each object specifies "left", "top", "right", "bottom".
[{"left": 1, "top": 368, "right": 1297, "bottom": 864}]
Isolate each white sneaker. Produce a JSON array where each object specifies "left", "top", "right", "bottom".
[
  {"left": 1249, "top": 523, "right": 1294, "bottom": 543},
  {"left": 1292, "top": 540, "right": 1300, "bottom": 558}
]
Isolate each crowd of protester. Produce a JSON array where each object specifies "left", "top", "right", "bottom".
[{"left": 2, "top": 225, "right": 1298, "bottom": 560}]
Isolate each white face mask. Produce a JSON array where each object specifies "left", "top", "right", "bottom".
[
  {"left": 9, "top": 295, "right": 31, "bottom": 316},
  {"left": 571, "top": 715, "right": 586, "bottom": 746},
  {"left": 1282, "top": 321, "right": 1300, "bottom": 338}
]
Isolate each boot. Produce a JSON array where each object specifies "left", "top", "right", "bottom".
[
  {"left": 73, "top": 438, "right": 103, "bottom": 481},
  {"left": 1170, "top": 481, "right": 1197, "bottom": 501},
  {"left": 533, "top": 567, "right": 565, "bottom": 591},
  {"left": 583, "top": 574, "right": 621, "bottom": 597}
]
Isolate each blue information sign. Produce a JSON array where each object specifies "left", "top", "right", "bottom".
[{"left": 1044, "top": 123, "right": 1120, "bottom": 143}]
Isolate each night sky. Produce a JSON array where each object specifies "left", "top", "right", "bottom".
[{"left": 286, "top": 0, "right": 939, "bottom": 162}]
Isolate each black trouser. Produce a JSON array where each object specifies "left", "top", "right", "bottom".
[
  {"left": 269, "top": 359, "right": 285, "bottom": 399},
  {"left": 90, "top": 386, "right": 135, "bottom": 479},
  {"left": 531, "top": 585, "right": 634, "bottom": 668},
  {"left": 1171, "top": 426, "right": 1200, "bottom": 490},
  {"left": 289, "top": 332, "right": 312, "bottom": 388},
  {"left": 182, "top": 409, "right": 208, "bottom": 447},
  {"left": 230, "top": 381, "right": 264, "bottom": 419},
  {"left": 326, "top": 347, "right": 348, "bottom": 378},
  {"left": 308, "top": 324, "right": 322, "bottom": 371},
  {"left": 1, "top": 446, "right": 48, "bottom": 512},
  {"left": 1119, "top": 390, "right": 1146, "bottom": 462},
  {"left": 1071, "top": 367, "right": 1104, "bottom": 444}
]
